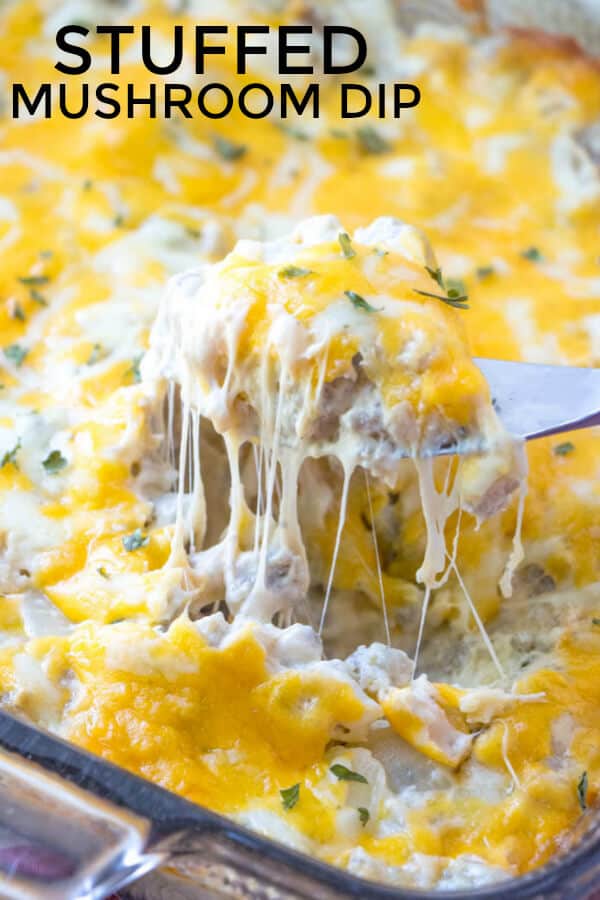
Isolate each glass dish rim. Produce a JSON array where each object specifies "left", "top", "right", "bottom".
[{"left": 0, "top": 709, "right": 598, "bottom": 899}]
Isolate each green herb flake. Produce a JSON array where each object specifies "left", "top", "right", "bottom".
[
  {"left": 419, "top": 266, "right": 470, "bottom": 309},
  {"left": 344, "top": 290, "right": 380, "bottom": 313},
  {"left": 413, "top": 288, "right": 470, "bottom": 310},
  {"left": 277, "top": 122, "right": 310, "bottom": 142},
  {"left": 338, "top": 232, "right": 356, "bottom": 260},
  {"left": 358, "top": 807, "right": 370, "bottom": 827},
  {"left": 476, "top": 265, "right": 495, "bottom": 279},
  {"left": 97, "top": 566, "right": 110, "bottom": 580},
  {"left": 330, "top": 764, "right": 368, "bottom": 784},
  {"left": 122, "top": 529, "right": 149, "bottom": 552},
  {"left": 446, "top": 278, "right": 467, "bottom": 299},
  {"left": 0, "top": 439, "right": 21, "bottom": 470},
  {"left": 11, "top": 303, "right": 26, "bottom": 322},
  {"left": 279, "top": 266, "right": 313, "bottom": 279},
  {"left": 4, "top": 344, "right": 28, "bottom": 368},
  {"left": 214, "top": 136, "right": 247, "bottom": 162},
  {"left": 114, "top": 214, "right": 125, "bottom": 228},
  {"left": 43, "top": 450, "right": 67, "bottom": 474},
  {"left": 356, "top": 126, "right": 391, "bottom": 155},
  {"left": 577, "top": 771, "right": 588, "bottom": 811},
  {"left": 425, "top": 266, "right": 445, "bottom": 290},
  {"left": 126, "top": 355, "right": 142, "bottom": 384},
  {"left": 521, "top": 246, "right": 543, "bottom": 262},
  {"left": 554, "top": 441, "right": 575, "bottom": 457},
  {"left": 83, "top": 179, "right": 93, "bottom": 191},
  {"left": 87, "top": 344, "right": 104, "bottom": 366},
  {"left": 280, "top": 783, "right": 300, "bottom": 811},
  {"left": 18, "top": 275, "right": 49, "bottom": 287},
  {"left": 592, "top": 618, "right": 600, "bottom": 626},
  {"left": 30, "top": 289, "right": 48, "bottom": 306}
]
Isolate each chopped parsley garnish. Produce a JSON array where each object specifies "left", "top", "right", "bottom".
[
  {"left": 414, "top": 288, "right": 470, "bottom": 309},
  {"left": 344, "top": 290, "right": 380, "bottom": 313},
  {"left": 330, "top": 764, "right": 368, "bottom": 784},
  {"left": 356, "top": 126, "right": 391, "bottom": 155},
  {"left": 4, "top": 344, "right": 28, "bottom": 368},
  {"left": 30, "top": 289, "right": 48, "bottom": 306},
  {"left": 279, "top": 266, "right": 313, "bottom": 278},
  {"left": 280, "top": 783, "right": 300, "bottom": 810},
  {"left": 446, "top": 277, "right": 467, "bottom": 297},
  {"left": 425, "top": 266, "right": 445, "bottom": 289},
  {"left": 11, "top": 303, "right": 25, "bottom": 322},
  {"left": 97, "top": 566, "right": 110, "bottom": 580},
  {"left": 214, "top": 136, "right": 247, "bottom": 161},
  {"left": 114, "top": 214, "right": 125, "bottom": 227},
  {"left": 577, "top": 771, "right": 588, "bottom": 811},
  {"left": 592, "top": 618, "right": 600, "bottom": 626},
  {"left": 0, "top": 439, "right": 21, "bottom": 469},
  {"left": 122, "top": 529, "right": 149, "bottom": 552},
  {"left": 476, "top": 265, "right": 495, "bottom": 279},
  {"left": 42, "top": 450, "right": 67, "bottom": 474},
  {"left": 87, "top": 343, "right": 104, "bottom": 366},
  {"left": 521, "top": 246, "right": 543, "bottom": 262},
  {"left": 554, "top": 441, "right": 575, "bottom": 457},
  {"left": 83, "top": 179, "right": 93, "bottom": 191},
  {"left": 18, "top": 275, "right": 49, "bottom": 287},
  {"left": 277, "top": 122, "right": 310, "bottom": 142},
  {"left": 338, "top": 232, "right": 356, "bottom": 259},
  {"left": 126, "top": 355, "right": 142, "bottom": 384},
  {"left": 358, "top": 807, "right": 370, "bottom": 826},
  {"left": 415, "top": 266, "right": 469, "bottom": 310}
]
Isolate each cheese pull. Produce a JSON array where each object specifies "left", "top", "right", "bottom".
[{"left": 142, "top": 216, "right": 524, "bottom": 620}]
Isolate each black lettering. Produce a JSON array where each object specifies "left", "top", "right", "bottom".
[
  {"left": 127, "top": 82, "right": 157, "bottom": 118},
  {"left": 237, "top": 26, "right": 269, "bottom": 75},
  {"left": 55, "top": 26, "right": 91, "bottom": 75},
  {"left": 394, "top": 83, "right": 421, "bottom": 115},
  {"left": 278, "top": 26, "right": 313, "bottom": 75},
  {"left": 96, "top": 25, "right": 135, "bottom": 75},
  {"left": 95, "top": 83, "right": 120, "bottom": 119},
  {"left": 194, "top": 26, "right": 227, "bottom": 74},
  {"left": 59, "top": 82, "right": 88, "bottom": 118},
  {"left": 341, "top": 83, "right": 371, "bottom": 118},
  {"left": 281, "top": 83, "right": 319, "bottom": 118},
  {"left": 197, "top": 83, "right": 233, "bottom": 119},
  {"left": 239, "top": 83, "right": 273, "bottom": 119},
  {"left": 323, "top": 26, "right": 367, "bottom": 75},
  {"left": 141, "top": 24, "right": 183, "bottom": 75},
  {"left": 165, "top": 83, "right": 192, "bottom": 118},
  {"left": 12, "top": 83, "right": 51, "bottom": 118}
]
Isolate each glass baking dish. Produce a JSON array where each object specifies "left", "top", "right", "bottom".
[
  {"left": 0, "top": 708, "right": 599, "bottom": 900},
  {"left": 0, "top": 3, "right": 598, "bottom": 899}
]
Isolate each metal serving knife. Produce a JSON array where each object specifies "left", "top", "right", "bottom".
[{"left": 474, "top": 359, "right": 600, "bottom": 441}]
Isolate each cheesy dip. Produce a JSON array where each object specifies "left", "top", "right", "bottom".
[{"left": 0, "top": 0, "right": 599, "bottom": 891}]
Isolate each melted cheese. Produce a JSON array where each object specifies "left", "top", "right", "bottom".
[{"left": 0, "top": 0, "right": 598, "bottom": 892}]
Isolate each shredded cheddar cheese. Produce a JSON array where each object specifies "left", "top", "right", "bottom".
[{"left": 0, "top": 0, "right": 598, "bottom": 891}]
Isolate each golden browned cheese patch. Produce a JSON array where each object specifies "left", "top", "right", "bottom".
[{"left": 0, "top": 0, "right": 598, "bottom": 889}]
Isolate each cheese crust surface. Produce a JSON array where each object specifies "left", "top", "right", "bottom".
[{"left": 0, "top": 0, "right": 598, "bottom": 890}]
